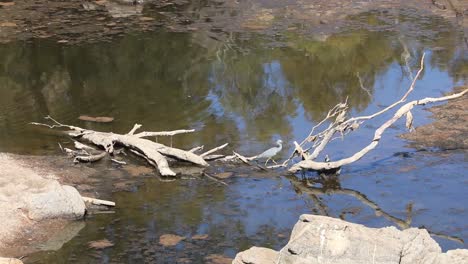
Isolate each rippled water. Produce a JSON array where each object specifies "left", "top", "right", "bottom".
[{"left": 0, "top": 7, "right": 466, "bottom": 263}]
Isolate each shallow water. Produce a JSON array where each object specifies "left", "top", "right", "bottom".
[{"left": 0, "top": 7, "right": 467, "bottom": 263}]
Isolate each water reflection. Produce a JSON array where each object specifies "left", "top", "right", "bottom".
[
  {"left": 0, "top": 10, "right": 465, "bottom": 155},
  {"left": 0, "top": 8, "right": 466, "bottom": 262},
  {"left": 287, "top": 174, "right": 464, "bottom": 245}
]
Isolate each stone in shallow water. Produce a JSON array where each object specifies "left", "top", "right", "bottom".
[
  {"left": 88, "top": 239, "right": 114, "bottom": 249},
  {"left": 192, "top": 234, "right": 209, "bottom": 240},
  {"left": 204, "top": 254, "right": 233, "bottom": 264},
  {"left": 159, "top": 234, "right": 185, "bottom": 247}
]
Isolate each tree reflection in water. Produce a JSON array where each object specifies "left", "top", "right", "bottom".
[{"left": 287, "top": 174, "right": 464, "bottom": 245}]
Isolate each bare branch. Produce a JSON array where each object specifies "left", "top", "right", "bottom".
[
  {"left": 127, "top": 124, "right": 142, "bottom": 135},
  {"left": 289, "top": 88, "right": 467, "bottom": 172},
  {"left": 74, "top": 151, "right": 107, "bottom": 163},
  {"left": 134, "top": 129, "right": 195, "bottom": 138},
  {"left": 189, "top": 146, "right": 204, "bottom": 153},
  {"left": 200, "top": 143, "right": 229, "bottom": 157}
]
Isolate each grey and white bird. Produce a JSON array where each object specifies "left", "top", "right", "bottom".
[{"left": 255, "top": 139, "right": 283, "bottom": 166}]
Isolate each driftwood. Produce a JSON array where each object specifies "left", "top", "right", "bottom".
[
  {"left": 289, "top": 88, "right": 468, "bottom": 172},
  {"left": 279, "top": 53, "right": 468, "bottom": 173},
  {"left": 31, "top": 118, "right": 214, "bottom": 176},
  {"left": 82, "top": 196, "right": 116, "bottom": 207}
]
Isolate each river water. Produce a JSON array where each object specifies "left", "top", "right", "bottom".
[{"left": 0, "top": 6, "right": 466, "bottom": 263}]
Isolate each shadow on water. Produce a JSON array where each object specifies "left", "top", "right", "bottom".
[{"left": 0, "top": 6, "right": 466, "bottom": 263}]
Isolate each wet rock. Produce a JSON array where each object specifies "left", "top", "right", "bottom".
[
  {"left": 159, "top": 234, "right": 185, "bottom": 247},
  {"left": 88, "top": 239, "right": 114, "bottom": 249},
  {"left": 124, "top": 165, "right": 154, "bottom": 176},
  {"left": 233, "top": 247, "right": 278, "bottom": 264},
  {"left": 214, "top": 172, "right": 233, "bottom": 179},
  {"left": 234, "top": 214, "right": 468, "bottom": 264},
  {"left": 204, "top": 254, "right": 233, "bottom": 264},
  {"left": 36, "top": 221, "right": 85, "bottom": 251},
  {"left": 26, "top": 182, "right": 85, "bottom": 220}
]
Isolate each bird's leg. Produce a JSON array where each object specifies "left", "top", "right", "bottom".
[
  {"left": 264, "top": 158, "right": 271, "bottom": 166},
  {"left": 271, "top": 159, "right": 278, "bottom": 164}
]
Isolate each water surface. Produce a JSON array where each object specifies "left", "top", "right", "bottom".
[{"left": 0, "top": 7, "right": 466, "bottom": 263}]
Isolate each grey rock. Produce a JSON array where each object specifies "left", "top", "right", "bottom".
[
  {"left": 233, "top": 214, "right": 468, "bottom": 264},
  {"left": 0, "top": 154, "right": 86, "bottom": 250}
]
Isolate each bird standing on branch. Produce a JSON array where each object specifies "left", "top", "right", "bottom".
[{"left": 253, "top": 139, "right": 283, "bottom": 166}]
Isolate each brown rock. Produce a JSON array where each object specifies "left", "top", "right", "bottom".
[
  {"left": 204, "top": 254, "right": 233, "bottom": 264},
  {"left": 124, "top": 165, "right": 153, "bottom": 177},
  {"left": 0, "top": 2, "right": 15, "bottom": 7},
  {"left": 0, "top": 22, "right": 17, "bottom": 27},
  {"left": 88, "top": 239, "right": 114, "bottom": 249},
  {"left": 159, "top": 234, "right": 185, "bottom": 247},
  {"left": 78, "top": 115, "right": 114, "bottom": 123},
  {"left": 139, "top": 17, "right": 155, "bottom": 21},
  {"left": 192, "top": 234, "right": 209, "bottom": 240},
  {"left": 215, "top": 172, "right": 233, "bottom": 179}
]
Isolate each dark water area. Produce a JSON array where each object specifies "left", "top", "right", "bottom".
[{"left": 0, "top": 7, "right": 467, "bottom": 263}]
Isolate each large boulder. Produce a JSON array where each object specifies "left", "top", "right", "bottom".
[
  {"left": 234, "top": 214, "right": 468, "bottom": 264},
  {"left": 0, "top": 154, "right": 86, "bottom": 249}
]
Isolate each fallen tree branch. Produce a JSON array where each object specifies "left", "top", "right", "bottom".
[
  {"left": 133, "top": 129, "right": 195, "bottom": 138},
  {"left": 30, "top": 120, "right": 208, "bottom": 176},
  {"left": 289, "top": 88, "right": 468, "bottom": 172},
  {"left": 74, "top": 151, "right": 107, "bottom": 163}
]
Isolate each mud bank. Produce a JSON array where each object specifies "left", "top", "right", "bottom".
[
  {"left": 0, "top": 0, "right": 466, "bottom": 44},
  {"left": 402, "top": 85, "right": 468, "bottom": 150},
  {"left": 234, "top": 215, "right": 468, "bottom": 264}
]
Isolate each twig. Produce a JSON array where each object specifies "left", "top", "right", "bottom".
[
  {"left": 200, "top": 143, "right": 229, "bottom": 157},
  {"left": 74, "top": 151, "right": 107, "bottom": 163},
  {"left": 111, "top": 158, "right": 127, "bottom": 165}
]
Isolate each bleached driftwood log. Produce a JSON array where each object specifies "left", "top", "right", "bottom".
[{"left": 31, "top": 117, "right": 209, "bottom": 176}]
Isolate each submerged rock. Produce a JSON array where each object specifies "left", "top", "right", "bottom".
[{"left": 234, "top": 214, "right": 468, "bottom": 264}]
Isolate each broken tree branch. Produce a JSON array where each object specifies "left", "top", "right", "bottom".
[
  {"left": 200, "top": 143, "right": 229, "bottom": 157},
  {"left": 74, "top": 151, "right": 107, "bottom": 163}
]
